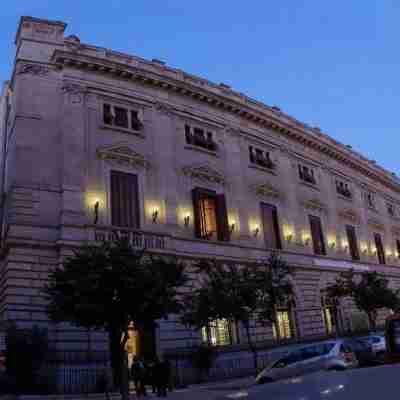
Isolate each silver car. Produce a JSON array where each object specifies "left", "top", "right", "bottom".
[
  {"left": 359, "top": 335, "right": 386, "bottom": 355},
  {"left": 255, "top": 340, "right": 358, "bottom": 384}
]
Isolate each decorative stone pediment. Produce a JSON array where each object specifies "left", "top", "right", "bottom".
[
  {"left": 338, "top": 208, "right": 360, "bottom": 223},
  {"left": 302, "top": 198, "right": 327, "bottom": 213},
  {"left": 392, "top": 226, "right": 400, "bottom": 236},
  {"left": 97, "top": 144, "right": 149, "bottom": 169},
  {"left": 368, "top": 218, "right": 385, "bottom": 231},
  {"left": 250, "top": 182, "right": 281, "bottom": 199},
  {"left": 153, "top": 101, "right": 174, "bottom": 116},
  {"left": 182, "top": 164, "right": 225, "bottom": 185}
]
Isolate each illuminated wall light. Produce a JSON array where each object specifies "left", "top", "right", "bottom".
[
  {"left": 341, "top": 238, "right": 349, "bottom": 253},
  {"left": 86, "top": 193, "right": 104, "bottom": 225},
  {"left": 184, "top": 215, "right": 190, "bottom": 227},
  {"left": 327, "top": 235, "right": 336, "bottom": 250},
  {"left": 283, "top": 224, "right": 295, "bottom": 243},
  {"left": 301, "top": 231, "right": 311, "bottom": 246},
  {"left": 146, "top": 201, "right": 162, "bottom": 224},
  {"left": 152, "top": 209, "right": 159, "bottom": 223},
  {"left": 253, "top": 227, "right": 260, "bottom": 237}
]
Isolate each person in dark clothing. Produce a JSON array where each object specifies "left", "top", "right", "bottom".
[
  {"left": 154, "top": 359, "right": 170, "bottom": 397},
  {"left": 131, "top": 356, "right": 147, "bottom": 397}
]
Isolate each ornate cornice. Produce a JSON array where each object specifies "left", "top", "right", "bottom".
[
  {"left": 182, "top": 164, "right": 225, "bottom": 185},
  {"left": 51, "top": 49, "right": 400, "bottom": 194},
  {"left": 338, "top": 208, "right": 360, "bottom": 223},
  {"left": 97, "top": 144, "right": 149, "bottom": 169},
  {"left": 250, "top": 182, "right": 281, "bottom": 199}
]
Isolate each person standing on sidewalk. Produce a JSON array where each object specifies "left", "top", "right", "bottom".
[{"left": 131, "top": 356, "right": 147, "bottom": 397}]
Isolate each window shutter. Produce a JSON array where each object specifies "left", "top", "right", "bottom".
[
  {"left": 309, "top": 215, "right": 326, "bottom": 255},
  {"left": 298, "top": 165, "right": 304, "bottom": 180},
  {"left": 216, "top": 194, "right": 230, "bottom": 241},
  {"left": 261, "top": 203, "right": 282, "bottom": 249},
  {"left": 192, "top": 188, "right": 203, "bottom": 239},
  {"left": 374, "top": 233, "right": 386, "bottom": 264},
  {"left": 346, "top": 225, "right": 360, "bottom": 260},
  {"left": 111, "top": 171, "right": 139, "bottom": 228}
]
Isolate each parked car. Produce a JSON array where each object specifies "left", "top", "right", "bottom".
[
  {"left": 255, "top": 340, "right": 358, "bottom": 384},
  {"left": 344, "top": 338, "right": 377, "bottom": 367},
  {"left": 359, "top": 335, "right": 386, "bottom": 355}
]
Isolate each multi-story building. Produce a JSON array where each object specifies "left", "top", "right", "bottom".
[{"left": 1, "top": 16, "right": 400, "bottom": 374}]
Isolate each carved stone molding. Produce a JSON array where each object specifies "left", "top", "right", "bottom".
[
  {"left": 17, "top": 63, "right": 50, "bottom": 76},
  {"left": 338, "top": 208, "right": 360, "bottom": 223},
  {"left": 153, "top": 101, "right": 174, "bottom": 116},
  {"left": 368, "top": 218, "right": 385, "bottom": 231},
  {"left": 97, "top": 144, "right": 150, "bottom": 169},
  {"left": 61, "top": 82, "right": 87, "bottom": 94},
  {"left": 182, "top": 164, "right": 225, "bottom": 185},
  {"left": 224, "top": 125, "right": 241, "bottom": 138},
  {"left": 302, "top": 198, "right": 327, "bottom": 213},
  {"left": 250, "top": 182, "right": 281, "bottom": 199},
  {"left": 392, "top": 226, "right": 400, "bottom": 236}
]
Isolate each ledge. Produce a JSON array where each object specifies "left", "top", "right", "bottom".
[
  {"left": 184, "top": 144, "right": 219, "bottom": 157},
  {"left": 337, "top": 194, "right": 353, "bottom": 202},
  {"left": 99, "top": 124, "right": 145, "bottom": 138},
  {"left": 299, "top": 180, "right": 320, "bottom": 191},
  {"left": 249, "top": 164, "right": 277, "bottom": 175}
]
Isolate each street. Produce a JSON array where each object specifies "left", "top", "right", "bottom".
[{"left": 138, "top": 364, "right": 400, "bottom": 399}]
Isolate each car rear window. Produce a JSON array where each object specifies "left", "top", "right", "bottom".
[{"left": 372, "top": 337, "right": 381, "bottom": 344}]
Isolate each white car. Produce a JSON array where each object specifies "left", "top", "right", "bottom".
[
  {"left": 359, "top": 335, "right": 386, "bottom": 354},
  {"left": 255, "top": 340, "right": 357, "bottom": 384}
]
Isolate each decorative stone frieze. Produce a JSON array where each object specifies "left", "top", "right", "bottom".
[
  {"left": 250, "top": 182, "right": 281, "bottom": 199},
  {"left": 181, "top": 164, "right": 225, "bottom": 185},
  {"left": 302, "top": 198, "right": 327, "bottom": 213},
  {"left": 17, "top": 63, "right": 50, "bottom": 76},
  {"left": 338, "top": 208, "right": 360, "bottom": 224},
  {"left": 97, "top": 144, "right": 149, "bottom": 169}
]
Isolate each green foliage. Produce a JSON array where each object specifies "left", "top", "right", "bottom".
[
  {"left": 44, "top": 237, "right": 188, "bottom": 396},
  {"left": 327, "top": 269, "right": 400, "bottom": 330},
  {"left": 255, "top": 252, "right": 294, "bottom": 326},
  {"left": 182, "top": 252, "right": 294, "bottom": 370},
  {"left": 4, "top": 324, "right": 49, "bottom": 394}
]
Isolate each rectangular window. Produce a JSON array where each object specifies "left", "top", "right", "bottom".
[
  {"left": 110, "top": 171, "right": 140, "bottom": 228},
  {"left": 298, "top": 164, "right": 316, "bottom": 184},
  {"left": 397, "top": 240, "right": 400, "bottom": 259},
  {"left": 309, "top": 215, "right": 326, "bottom": 255},
  {"left": 273, "top": 310, "right": 293, "bottom": 340},
  {"left": 374, "top": 233, "right": 385, "bottom": 264},
  {"left": 192, "top": 188, "right": 229, "bottom": 241},
  {"left": 103, "top": 104, "right": 113, "bottom": 125},
  {"left": 131, "top": 110, "right": 142, "bottom": 131},
  {"left": 114, "top": 107, "right": 129, "bottom": 128},
  {"left": 185, "top": 124, "right": 217, "bottom": 151},
  {"left": 261, "top": 203, "right": 282, "bottom": 250},
  {"left": 346, "top": 225, "right": 360, "bottom": 261},
  {"left": 201, "top": 319, "right": 238, "bottom": 346}
]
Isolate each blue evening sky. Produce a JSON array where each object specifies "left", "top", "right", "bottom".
[{"left": 0, "top": 1, "right": 398, "bottom": 174}]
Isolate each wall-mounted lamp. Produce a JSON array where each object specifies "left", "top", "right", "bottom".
[
  {"left": 304, "top": 237, "right": 311, "bottom": 246},
  {"left": 152, "top": 209, "right": 159, "bottom": 223},
  {"left": 229, "top": 223, "right": 236, "bottom": 234},
  {"left": 285, "top": 234, "right": 293, "bottom": 243},
  {"left": 184, "top": 215, "right": 190, "bottom": 227},
  {"left": 253, "top": 227, "right": 260, "bottom": 237},
  {"left": 328, "top": 241, "right": 336, "bottom": 250},
  {"left": 93, "top": 201, "right": 100, "bottom": 225}
]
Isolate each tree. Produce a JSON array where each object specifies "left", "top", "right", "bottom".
[
  {"left": 327, "top": 270, "right": 399, "bottom": 331},
  {"left": 44, "top": 237, "right": 187, "bottom": 400},
  {"left": 181, "top": 253, "right": 294, "bottom": 372},
  {"left": 255, "top": 252, "right": 294, "bottom": 339}
]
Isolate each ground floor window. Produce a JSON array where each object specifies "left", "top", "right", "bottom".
[
  {"left": 273, "top": 309, "right": 294, "bottom": 340},
  {"left": 321, "top": 293, "right": 342, "bottom": 335},
  {"left": 201, "top": 319, "right": 238, "bottom": 346}
]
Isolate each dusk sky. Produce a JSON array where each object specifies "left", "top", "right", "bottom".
[{"left": 0, "top": 1, "right": 398, "bottom": 175}]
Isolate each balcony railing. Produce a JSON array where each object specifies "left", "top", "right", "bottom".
[{"left": 90, "top": 227, "right": 167, "bottom": 250}]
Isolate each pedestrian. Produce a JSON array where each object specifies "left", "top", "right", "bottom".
[
  {"left": 147, "top": 357, "right": 158, "bottom": 394},
  {"left": 154, "top": 358, "right": 170, "bottom": 397},
  {"left": 131, "top": 356, "right": 147, "bottom": 397}
]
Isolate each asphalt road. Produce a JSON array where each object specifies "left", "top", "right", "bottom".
[{"left": 216, "top": 364, "right": 400, "bottom": 400}]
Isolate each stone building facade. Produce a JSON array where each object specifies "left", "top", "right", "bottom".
[{"left": 1, "top": 16, "right": 400, "bottom": 367}]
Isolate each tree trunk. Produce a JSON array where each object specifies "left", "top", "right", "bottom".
[
  {"left": 108, "top": 326, "right": 130, "bottom": 400},
  {"left": 368, "top": 312, "right": 377, "bottom": 332},
  {"left": 243, "top": 321, "right": 258, "bottom": 373}
]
